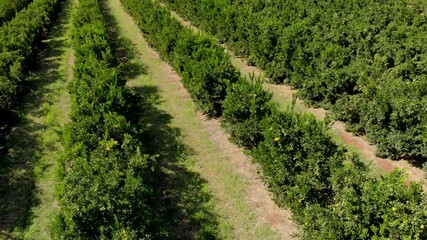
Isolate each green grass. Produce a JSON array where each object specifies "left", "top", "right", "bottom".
[
  {"left": 0, "top": 0, "right": 73, "bottom": 238},
  {"left": 104, "top": 0, "right": 281, "bottom": 238},
  {"left": 101, "top": 3, "right": 229, "bottom": 238}
]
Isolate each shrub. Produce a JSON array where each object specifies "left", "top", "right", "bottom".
[
  {"left": 301, "top": 168, "right": 427, "bottom": 240},
  {"left": 53, "top": 0, "right": 154, "bottom": 238},
  {"left": 252, "top": 109, "right": 343, "bottom": 210},
  {"left": 0, "top": 0, "right": 33, "bottom": 26},
  {"left": 222, "top": 75, "right": 272, "bottom": 148}
]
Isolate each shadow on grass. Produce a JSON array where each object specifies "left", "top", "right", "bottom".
[
  {"left": 0, "top": 0, "right": 71, "bottom": 235},
  {"left": 135, "top": 84, "right": 221, "bottom": 240},
  {"left": 101, "top": 2, "right": 223, "bottom": 239}
]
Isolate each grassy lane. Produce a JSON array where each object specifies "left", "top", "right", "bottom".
[
  {"left": 0, "top": 0, "right": 73, "bottom": 238},
  {"left": 162, "top": 4, "right": 427, "bottom": 187},
  {"left": 100, "top": 2, "right": 228, "bottom": 238},
  {"left": 105, "top": 0, "right": 291, "bottom": 238}
]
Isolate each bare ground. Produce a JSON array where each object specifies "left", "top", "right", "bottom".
[{"left": 164, "top": 6, "right": 427, "bottom": 191}]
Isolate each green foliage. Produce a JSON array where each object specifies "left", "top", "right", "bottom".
[
  {"left": 252, "top": 109, "right": 427, "bottom": 239},
  {"left": 121, "top": 0, "right": 427, "bottom": 239},
  {"left": 302, "top": 168, "right": 427, "bottom": 240},
  {"left": 52, "top": 0, "right": 154, "bottom": 238},
  {"left": 163, "top": 0, "right": 427, "bottom": 161},
  {"left": 120, "top": 0, "right": 239, "bottom": 117},
  {"left": 0, "top": 0, "right": 60, "bottom": 151},
  {"left": 252, "top": 109, "right": 343, "bottom": 209},
  {"left": 0, "top": 0, "right": 33, "bottom": 26},
  {"left": 222, "top": 76, "right": 272, "bottom": 148}
]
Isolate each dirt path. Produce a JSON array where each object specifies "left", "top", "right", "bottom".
[
  {"left": 106, "top": 0, "right": 298, "bottom": 239},
  {"left": 163, "top": 5, "right": 427, "bottom": 191}
]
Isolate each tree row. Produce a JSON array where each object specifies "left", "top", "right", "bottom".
[
  {"left": 163, "top": 0, "right": 427, "bottom": 162},
  {"left": 52, "top": 0, "right": 155, "bottom": 238},
  {"left": 0, "top": 0, "right": 61, "bottom": 154},
  {"left": 121, "top": 0, "right": 427, "bottom": 238}
]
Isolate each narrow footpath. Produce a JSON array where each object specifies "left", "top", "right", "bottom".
[{"left": 106, "top": 0, "right": 298, "bottom": 238}]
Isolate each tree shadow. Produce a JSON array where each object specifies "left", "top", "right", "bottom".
[
  {"left": 101, "top": 2, "right": 223, "bottom": 239},
  {"left": 0, "top": 0, "right": 72, "bottom": 235},
  {"left": 399, "top": 156, "right": 426, "bottom": 169},
  {"left": 135, "top": 84, "right": 221, "bottom": 240},
  {"left": 99, "top": 2, "right": 147, "bottom": 79}
]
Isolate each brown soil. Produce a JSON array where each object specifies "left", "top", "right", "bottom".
[{"left": 165, "top": 6, "right": 427, "bottom": 192}]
